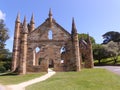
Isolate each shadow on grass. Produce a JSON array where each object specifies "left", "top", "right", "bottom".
[
  {"left": 94, "top": 63, "right": 120, "bottom": 66},
  {"left": 94, "top": 59, "right": 120, "bottom": 66},
  {"left": 0, "top": 72, "right": 19, "bottom": 76}
]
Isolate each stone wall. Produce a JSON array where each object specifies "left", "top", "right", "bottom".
[{"left": 12, "top": 10, "right": 93, "bottom": 74}]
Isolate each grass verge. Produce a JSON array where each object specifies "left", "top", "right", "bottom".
[
  {"left": 26, "top": 69, "right": 120, "bottom": 90},
  {"left": 0, "top": 72, "right": 45, "bottom": 85}
]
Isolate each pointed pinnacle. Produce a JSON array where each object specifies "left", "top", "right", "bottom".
[
  {"left": 87, "top": 33, "right": 90, "bottom": 39},
  {"left": 16, "top": 12, "right": 20, "bottom": 22},
  {"left": 49, "top": 8, "right": 52, "bottom": 18},
  {"left": 87, "top": 33, "right": 91, "bottom": 44},
  {"left": 23, "top": 16, "right": 28, "bottom": 33},
  {"left": 30, "top": 13, "right": 35, "bottom": 24},
  {"left": 72, "top": 17, "right": 77, "bottom": 34},
  {"left": 23, "top": 16, "right": 27, "bottom": 25}
]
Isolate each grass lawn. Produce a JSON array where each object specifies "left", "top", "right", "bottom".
[
  {"left": 0, "top": 72, "right": 45, "bottom": 85},
  {"left": 26, "top": 69, "right": 120, "bottom": 90}
]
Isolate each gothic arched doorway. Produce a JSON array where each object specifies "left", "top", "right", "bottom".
[{"left": 49, "top": 59, "right": 54, "bottom": 68}]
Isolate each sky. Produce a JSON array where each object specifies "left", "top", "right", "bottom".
[{"left": 0, "top": 0, "right": 120, "bottom": 52}]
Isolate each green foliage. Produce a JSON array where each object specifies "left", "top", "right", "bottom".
[
  {"left": 78, "top": 33, "right": 96, "bottom": 44},
  {"left": 102, "top": 41, "right": 120, "bottom": 64},
  {"left": 0, "top": 19, "right": 9, "bottom": 49},
  {"left": 0, "top": 19, "right": 11, "bottom": 73},
  {"left": 0, "top": 49, "right": 12, "bottom": 72},
  {"left": 93, "top": 44, "right": 110, "bottom": 64},
  {"left": 102, "top": 31, "right": 120, "bottom": 44},
  {"left": 0, "top": 65, "right": 6, "bottom": 73},
  {"left": 26, "top": 69, "right": 120, "bottom": 90},
  {"left": 0, "top": 49, "right": 11, "bottom": 60}
]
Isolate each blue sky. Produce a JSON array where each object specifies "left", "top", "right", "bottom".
[{"left": 0, "top": 0, "right": 120, "bottom": 52}]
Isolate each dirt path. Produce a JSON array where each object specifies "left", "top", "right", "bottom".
[
  {"left": 95, "top": 66, "right": 120, "bottom": 75},
  {"left": 0, "top": 69, "right": 56, "bottom": 90}
]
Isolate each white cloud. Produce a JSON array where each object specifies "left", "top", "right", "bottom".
[{"left": 0, "top": 10, "right": 6, "bottom": 20}]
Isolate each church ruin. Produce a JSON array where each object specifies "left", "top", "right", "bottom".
[{"left": 12, "top": 9, "right": 94, "bottom": 74}]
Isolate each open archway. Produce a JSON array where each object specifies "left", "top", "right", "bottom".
[{"left": 49, "top": 59, "right": 54, "bottom": 68}]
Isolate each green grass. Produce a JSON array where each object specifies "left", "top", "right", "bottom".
[
  {"left": 0, "top": 72, "right": 45, "bottom": 85},
  {"left": 26, "top": 69, "right": 120, "bottom": 90}
]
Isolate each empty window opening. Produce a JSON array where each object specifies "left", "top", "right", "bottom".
[
  {"left": 48, "top": 30, "right": 53, "bottom": 39},
  {"left": 61, "top": 60, "right": 64, "bottom": 64},
  {"left": 60, "top": 46, "right": 66, "bottom": 54},
  {"left": 38, "top": 58, "right": 43, "bottom": 65},
  {"left": 35, "top": 47, "right": 40, "bottom": 53}
]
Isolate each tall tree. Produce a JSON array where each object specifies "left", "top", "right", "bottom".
[
  {"left": 102, "top": 41, "right": 120, "bottom": 64},
  {"left": 0, "top": 19, "right": 11, "bottom": 72},
  {"left": 93, "top": 44, "right": 109, "bottom": 64},
  {"left": 0, "top": 19, "right": 9, "bottom": 49},
  {"left": 102, "top": 31, "right": 120, "bottom": 44}
]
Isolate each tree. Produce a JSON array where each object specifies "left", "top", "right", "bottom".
[
  {"left": 102, "top": 41, "right": 120, "bottom": 64},
  {"left": 78, "top": 33, "right": 96, "bottom": 44},
  {"left": 0, "top": 19, "right": 9, "bottom": 49},
  {"left": 0, "top": 19, "right": 10, "bottom": 73},
  {"left": 93, "top": 44, "right": 109, "bottom": 64},
  {"left": 102, "top": 31, "right": 120, "bottom": 44},
  {"left": 0, "top": 49, "right": 12, "bottom": 72}
]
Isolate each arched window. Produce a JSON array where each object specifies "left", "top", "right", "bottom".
[
  {"left": 60, "top": 46, "right": 66, "bottom": 54},
  {"left": 48, "top": 30, "right": 53, "bottom": 39},
  {"left": 35, "top": 47, "right": 40, "bottom": 53}
]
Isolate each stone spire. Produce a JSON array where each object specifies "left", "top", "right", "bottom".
[
  {"left": 16, "top": 12, "right": 20, "bottom": 23},
  {"left": 29, "top": 13, "right": 35, "bottom": 32},
  {"left": 12, "top": 13, "right": 21, "bottom": 71},
  {"left": 49, "top": 8, "right": 52, "bottom": 19},
  {"left": 71, "top": 18, "right": 77, "bottom": 34},
  {"left": 71, "top": 18, "right": 81, "bottom": 71},
  {"left": 48, "top": 8, "right": 53, "bottom": 27},
  {"left": 23, "top": 16, "right": 28, "bottom": 34},
  {"left": 87, "top": 33, "right": 91, "bottom": 45},
  {"left": 19, "top": 16, "right": 28, "bottom": 74},
  {"left": 30, "top": 13, "right": 35, "bottom": 24},
  {"left": 85, "top": 33, "right": 94, "bottom": 68}
]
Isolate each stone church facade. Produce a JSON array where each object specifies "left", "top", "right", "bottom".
[{"left": 12, "top": 9, "right": 94, "bottom": 74}]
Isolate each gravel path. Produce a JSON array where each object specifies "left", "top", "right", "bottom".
[
  {"left": 0, "top": 69, "right": 56, "bottom": 90},
  {"left": 95, "top": 66, "right": 120, "bottom": 75}
]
